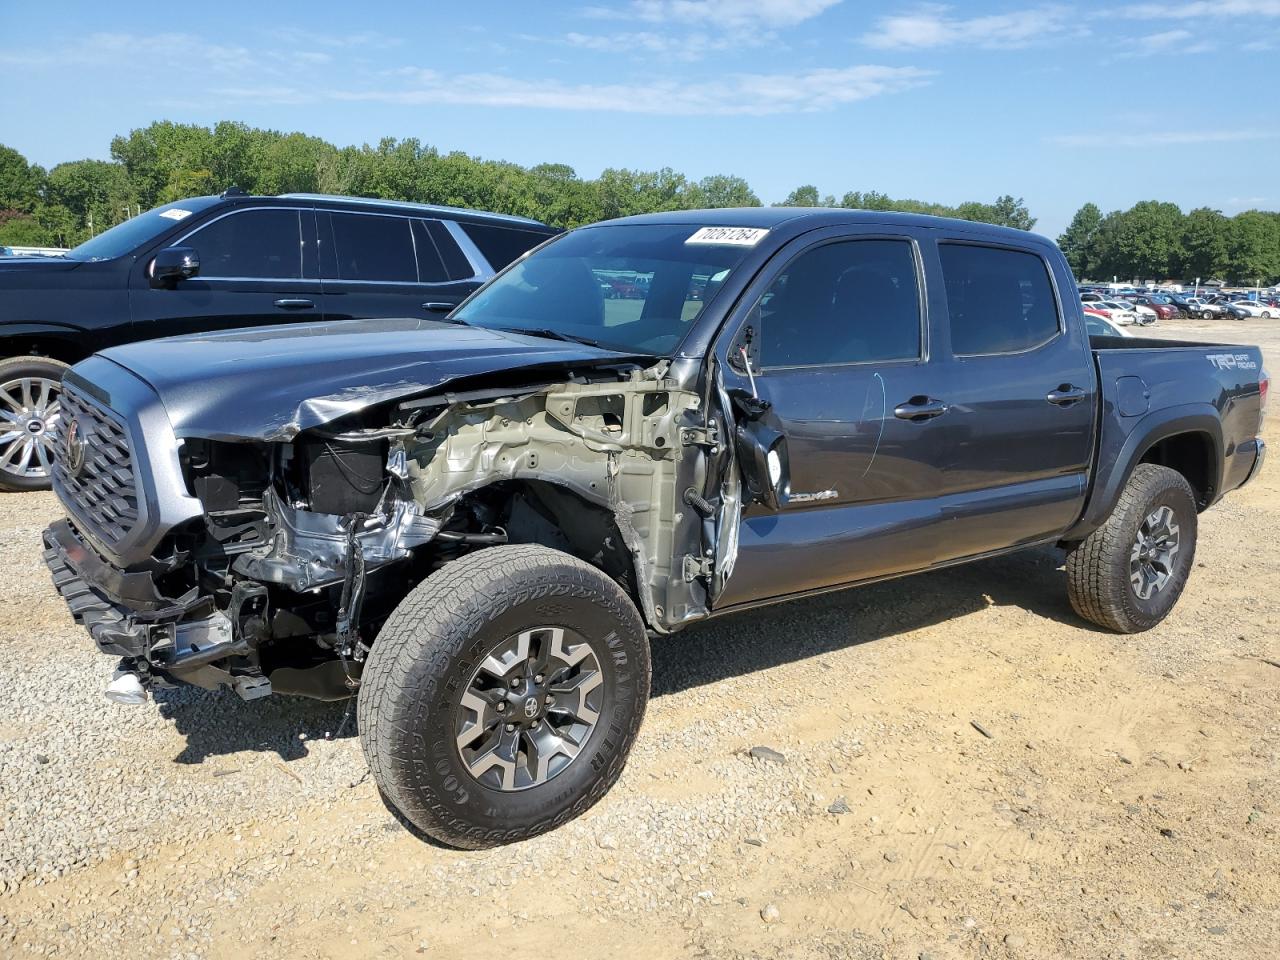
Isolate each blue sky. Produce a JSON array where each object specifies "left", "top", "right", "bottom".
[{"left": 1, "top": 0, "right": 1276, "bottom": 237}]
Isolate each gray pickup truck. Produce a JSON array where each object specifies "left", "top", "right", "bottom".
[{"left": 41, "top": 209, "right": 1267, "bottom": 848}]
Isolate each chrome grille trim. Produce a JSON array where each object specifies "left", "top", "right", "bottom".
[{"left": 53, "top": 386, "right": 139, "bottom": 549}]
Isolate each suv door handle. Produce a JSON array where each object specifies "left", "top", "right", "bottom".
[
  {"left": 893, "top": 397, "right": 949, "bottom": 421},
  {"left": 1046, "top": 384, "right": 1086, "bottom": 406},
  {"left": 273, "top": 298, "right": 314, "bottom": 310},
  {"left": 421, "top": 302, "right": 453, "bottom": 312}
]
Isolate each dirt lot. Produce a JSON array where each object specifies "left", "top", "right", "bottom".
[{"left": 0, "top": 317, "right": 1276, "bottom": 960}]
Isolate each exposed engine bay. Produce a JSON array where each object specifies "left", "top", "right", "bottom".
[{"left": 64, "top": 359, "right": 727, "bottom": 701}]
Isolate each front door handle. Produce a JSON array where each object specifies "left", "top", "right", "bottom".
[
  {"left": 273, "top": 298, "right": 314, "bottom": 310},
  {"left": 421, "top": 302, "right": 453, "bottom": 312},
  {"left": 1047, "top": 384, "right": 1087, "bottom": 406},
  {"left": 893, "top": 397, "right": 949, "bottom": 421}
]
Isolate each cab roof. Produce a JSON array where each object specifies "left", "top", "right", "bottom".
[{"left": 597, "top": 207, "right": 1044, "bottom": 246}]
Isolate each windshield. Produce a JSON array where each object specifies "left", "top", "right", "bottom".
[
  {"left": 66, "top": 198, "right": 218, "bottom": 262},
  {"left": 453, "top": 223, "right": 759, "bottom": 355}
]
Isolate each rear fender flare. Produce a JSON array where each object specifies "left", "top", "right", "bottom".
[{"left": 1065, "top": 403, "right": 1222, "bottom": 541}]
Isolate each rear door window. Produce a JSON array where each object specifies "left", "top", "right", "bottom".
[
  {"left": 425, "top": 220, "right": 476, "bottom": 280},
  {"left": 328, "top": 213, "right": 417, "bottom": 283},
  {"left": 184, "top": 209, "right": 302, "bottom": 279},
  {"left": 460, "top": 222, "right": 550, "bottom": 270},
  {"left": 939, "top": 243, "right": 1060, "bottom": 356}
]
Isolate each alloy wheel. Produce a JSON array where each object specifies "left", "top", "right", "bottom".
[
  {"left": 1130, "top": 504, "right": 1180, "bottom": 601},
  {"left": 455, "top": 626, "right": 604, "bottom": 791},
  {"left": 0, "top": 376, "right": 62, "bottom": 483}
]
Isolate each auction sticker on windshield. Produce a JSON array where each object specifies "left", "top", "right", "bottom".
[{"left": 685, "top": 226, "right": 769, "bottom": 246}]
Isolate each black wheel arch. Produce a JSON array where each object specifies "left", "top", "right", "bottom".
[
  {"left": 1064, "top": 403, "right": 1222, "bottom": 542},
  {"left": 0, "top": 324, "right": 94, "bottom": 366}
]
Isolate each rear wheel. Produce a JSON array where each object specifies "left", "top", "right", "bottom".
[
  {"left": 1066, "top": 464, "right": 1198, "bottom": 633},
  {"left": 358, "top": 544, "right": 650, "bottom": 848},
  {"left": 0, "top": 356, "right": 68, "bottom": 493}
]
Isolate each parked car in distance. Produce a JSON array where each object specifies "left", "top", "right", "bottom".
[
  {"left": 1092, "top": 300, "right": 1148, "bottom": 325},
  {"left": 43, "top": 208, "right": 1267, "bottom": 848},
  {"left": 1083, "top": 309, "right": 1134, "bottom": 338},
  {"left": 1180, "top": 297, "right": 1226, "bottom": 319},
  {"left": 1227, "top": 300, "right": 1276, "bottom": 319},
  {"left": 0, "top": 190, "right": 559, "bottom": 491},
  {"left": 1127, "top": 295, "right": 1179, "bottom": 320}
]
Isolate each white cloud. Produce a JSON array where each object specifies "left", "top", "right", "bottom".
[
  {"left": 585, "top": 0, "right": 843, "bottom": 28},
  {"left": 1050, "top": 130, "right": 1278, "bottom": 147},
  {"left": 233, "top": 64, "right": 931, "bottom": 116},
  {"left": 564, "top": 29, "right": 746, "bottom": 59},
  {"left": 1112, "top": 0, "right": 1280, "bottom": 18},
  {"left": 570, "top": 0, "right": 841, "bottom": 59},
  {"left": 1138, "top": 28, "right": 1192, "bottom": 49},
  {"left": 861, "top": 3, "right": 1080, "bottom": 50}
]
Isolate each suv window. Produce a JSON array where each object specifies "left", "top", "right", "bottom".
[
  {"left": 939, "top": 244, "right": 1060, "bottom": 356},
  {"left": 328, "top": 213, "right": 417, "bottom": 282},
  {"left": 425, "top": 220, "right": 476, "bottom": 281},
  {"left": 758, "top": 239, "right": 922, "bottom": 368},
  {"left": 461, "top": 223, "right": 549, "bottom": 270},
  {"left": 185, "top": 208, "right": 302, "bottom": 279}
]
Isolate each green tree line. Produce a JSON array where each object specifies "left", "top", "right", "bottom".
[
  {"left": 1058, "top": 200, "right": 1280, "bottom": 285},
  {"left": 0, "top": 120, "right": 1036, "bottom": 248}
]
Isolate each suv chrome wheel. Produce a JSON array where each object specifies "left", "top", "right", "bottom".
[
  {"left": 0, "top": 376, "right": 61, "bottom": 483},
  {"left": 1130, "top": 504, "right": 1180, "bottom": 600},
  {"left": 455, "top": 625, "right": 604, "bottom": 791}
]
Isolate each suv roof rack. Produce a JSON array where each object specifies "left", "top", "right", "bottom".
[{"left": 277, "top": 193, "right": 546, "bottom": 226}]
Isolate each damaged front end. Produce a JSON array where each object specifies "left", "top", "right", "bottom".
[{"left": 45, "top": 357, "right": 725, "bottom": 702}]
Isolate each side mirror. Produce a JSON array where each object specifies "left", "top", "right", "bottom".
[
  {"left": 728, "top": 388, "right": 789, "bottom": 511},
  {"left": 150, "top": 246, "right": 200, "bottom": 287}
]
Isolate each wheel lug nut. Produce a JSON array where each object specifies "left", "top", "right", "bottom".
[
  {"left": 509, "top": 678, "right": 521, "bottom": 689},
  {"left": 534, "top": 674, "right": 544, "bottom": 684},
  {"left": 495, "top": 702, "right": 506, "bottom": 712},
  {"left": 545, "top": 695, "right": 554, "bottom": 704},
  {"left": 505, "top": 723, "right": 516, "bottom": 732}
]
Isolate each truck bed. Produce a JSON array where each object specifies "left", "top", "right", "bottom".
[{"left": 1067, "top": 334, "right": 1266, "bottom": 538}]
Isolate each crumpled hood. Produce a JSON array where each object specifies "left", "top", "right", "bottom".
[{"left": 94, "top": 316, "right": 636, "bottom": 441}]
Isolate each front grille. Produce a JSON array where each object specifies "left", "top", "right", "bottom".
[{"left": 53, "top": 386, "right": 139, "bottom": 549}]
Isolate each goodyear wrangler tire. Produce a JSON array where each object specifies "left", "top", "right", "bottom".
[
  {"left": 1066, "top": 464, "right": 1198, "bottom": 633},
  {"left": 358, "top": 544, "right": 650, "bottom": 848}
]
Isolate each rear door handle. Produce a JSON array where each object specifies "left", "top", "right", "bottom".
[
  {"left": 893, "top": 397, "right": 949, "bottom": 421},
  {"left": 421, "top": 302, "right": 453, "bottom": 312},
  {"left": 273, "top": 298, "right": 314, "bottom": 310},
  {"left": 1046, "top": 384, "right": 1087, "bottom": 406}
]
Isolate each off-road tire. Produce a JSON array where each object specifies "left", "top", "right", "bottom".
[
  {"left": 0, "top": 355, "right": 69, "bottom": 493},
  {"left": 1066, "top": 464, "right": 1198, "bottom": 633},
  {"left": 357, "top": 544, "right": 650, "bottom": 849}
]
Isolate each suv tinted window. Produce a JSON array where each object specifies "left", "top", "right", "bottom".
[
  {"left": 329, "top": 213, "right": 417, "bottom": 282},
  {"left": 411, "top": 220, "right": 449, "bottom": 283},
  {"left": 939, "top": 244, "right": 1059, "bottom": 355},
  {"left": 186, "top": 208, "right": 301, "bottom": 279},
  {"left": 758, "top": 239, "right": 922, "bottom": 368},
  {"left": 461, "top": 223, "right": 549, "bottom": 270},
  {"left": 425, "top": 220, "right": 475, "bottom": 281}
]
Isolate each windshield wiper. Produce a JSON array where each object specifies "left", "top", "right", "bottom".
[{"left": 491, "top": 326, "right": 605, "bottom": 349}]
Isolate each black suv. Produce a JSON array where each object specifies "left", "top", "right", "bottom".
[{"left": 0, "top": 191, "right": 557, "bottom": 490}]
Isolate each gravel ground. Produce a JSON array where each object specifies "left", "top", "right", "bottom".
[{"left": 0, "top": 315, "right": 1277, "bottom": 959}]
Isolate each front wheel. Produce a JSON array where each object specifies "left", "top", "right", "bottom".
[
  {"left": 358, "top": 544, "right": 651, "bottom": 848},
  {"left": 0, "top": 355, "right": 69, "bottom": 493},
  {"left": 1066, "top": 464, "right": 1198, "bottom": 633},
  {"left": 1201, "top": 310, "right": 1213, "bottom": 320}
]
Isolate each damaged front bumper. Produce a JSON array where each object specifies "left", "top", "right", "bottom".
[{"left": 42, "top": 519, "right": 268, "bottom": 699}]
